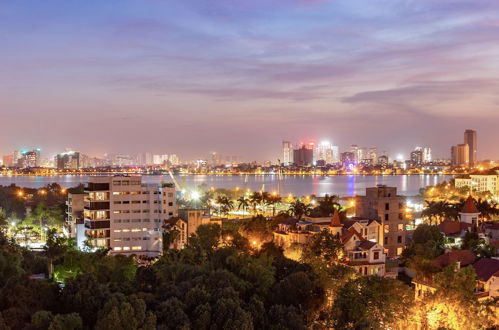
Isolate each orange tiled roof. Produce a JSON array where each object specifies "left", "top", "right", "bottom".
[
  {"left": 330, "top": 210, "right": 342, "bottom": 227},
  {"left": 433, "top": 250, "right": 476, "bottom": 269},
  {"left": 438, "top": 220, "right": 473, "bottom": 236},
  {"left": 461, "top": 195, "right": 479, "bottom": 214}
]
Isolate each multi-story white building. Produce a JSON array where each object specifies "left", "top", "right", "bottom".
[
  {"left": 455, "top": 172, "right": 499, "bottom": 197},
  {"left": 82, "top": 176, "right": 177, "bottom": 256},
  {"left": 282, "top": 141, "right": 293, "bottom": 166}
]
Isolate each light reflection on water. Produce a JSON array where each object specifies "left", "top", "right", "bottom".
[{"left": 0, "top": 174, "right": 453, "bottom": 197}]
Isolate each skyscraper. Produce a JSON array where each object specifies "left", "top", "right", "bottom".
[
  {"left": 293, "top": 145, "right": 313, "bottom": 166},
  {"left": 282, "top": 141, "right": 293, "bottom": 166},
  {"left": 451, "top": 144, "right": 469, "bottom": 167},
  {"left": 464, "top": 129, "right": 477, "bottom": 167},
  {"left": 314, "top": 141, "right": 339, "bottom": 165},
  {"left": 55, "top": 151, "right": 80, "bottom": 169}
]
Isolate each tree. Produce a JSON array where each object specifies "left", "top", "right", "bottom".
[
  {"left": 302, "top": 230, "right": 343, "bottom": 264},
  {"left": 265, "top": 195, "right": 282, "bottom": 217},
  {"left": 315, "top": 194, "right": 340, "bottom": 217},
  {"left": 249, "top": 192, "right": 263, "bottom": 215},
  {"left": 287, "top": 200, "right": 311, "bottom": 220},
  {"left": 95, "top": 294, "right": 156, "bottom": 330},
  {"left": 156, "top": 298, "right": 190, "bottom": 330},
  {"left": 48, "top": 313, "right": 83, "bottom": 330},
  {"left": 402, "top": 224, "right": 445, "bottom": 280},
  {"left": 333, "top": 276, "right": 413, "bottom": 329},
  {"left": 237, "top": 196, "right": 250, "bottom": 216},
  {"left": 0, "top": 208, "right": 8, "bottom": 233},
  {"left": 461, "top": 231, "right": 496, "bottom": 258},
  {"left": 44, "top": 228, "right": 74, "bottom": 277}
]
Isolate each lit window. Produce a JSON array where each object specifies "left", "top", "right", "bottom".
[
  {"left": 113, "top": 247, "right": 122, "bottom": 251},
  {"left": 113, "top": 230, "right": 122, "bottom": 233},
  {"left": 123, "top": 247, "right": 130, "bottom": 251}
]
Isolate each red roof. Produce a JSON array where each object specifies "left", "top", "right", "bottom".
[
  {"left": 330, "top": 210, "right": 342, "bottom": 227},
  {"left": 461, "top": 195, "right": 479, "bottom": 214},
  {"left": 433, "top": 250, "right": 476, "bottom": 269},
  {"left": 438, "top": 220, "right": 473, "bottom": 236},
  {"left": 341, "top": 227, "right": 363, "bottom": 244},
  {"left": 472, "top": 258, "right": 499, "bottom": 282}
]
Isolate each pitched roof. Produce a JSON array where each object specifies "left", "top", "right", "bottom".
[
  {"left": 438, "top": 220, "right": 473, "bottom": 236},
  {"left": 472, "top": 258, "right": 499, "bottom": 282},
  {"left": 433, "top": 250, "right": 476, "bottom": 269},
  {"left": 358, "top": 240, "right": 377, "bottom": 250},
  {"left": 330, "top": 210, "right": 342, "bottom": 227},
  {"left": 461, "top": 195, "right": 479, "bottom": 214},
  {"left": 341, "top": 227, "right": 363, "bottom": 244}
]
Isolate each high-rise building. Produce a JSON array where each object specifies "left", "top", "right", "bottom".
[
  {"left": 422, "top": 147, "right": 432, "bottom": 163},
  {"left": 169, "top": 154, "right": 180, "bottom": 166},
  {"left": 293, "top": 145, "right": 314, "bottom": 166},
  {"left": 355, "top": 186, "right": 408, "bottom": 257},
  {"left": 451, "top": 144, "right": 469, "bottom": 167},
  {"left": 55, "top": 151, "right": 80, "bottom": 170},
  {"left": 81, "top": 176, "right": 177, "bottom": 256},
  {"left": 410, "top": 148, "right": 423, "bottom": 166},
  {"left": 367, "top": 147, "right": 377, "bottom": 164},
  {"left": 2, "top": 155, "right": 13, "bottom": 167},
  {"left": 18, "top": 149, "right": 41, "bottom": 168},
  {"left": 464, "top": 129, "right": 477, "bottom": 167},
  {"left": 340, "top": 152, "right": 355, "bottom": 168},
  {"left": 282, "top": 141, "right": 293, "bottom": 166},
  {"left": 314, "top": 141, "right": 339, "bottom": 165}
]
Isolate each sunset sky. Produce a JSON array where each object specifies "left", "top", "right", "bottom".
[{"left": 1, "top": 0, "right": 499, "bottom": 161}]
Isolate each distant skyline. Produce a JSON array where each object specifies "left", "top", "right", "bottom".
[{"left": 1, "top": 1, "right": 499, "bottom": 161}]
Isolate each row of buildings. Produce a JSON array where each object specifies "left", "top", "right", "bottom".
[
  {"left": 274, "top": 185, "right": 411, "bottom": 276},
  {"left": 282, "top": 140, "right": 434, "bottom": 168}
]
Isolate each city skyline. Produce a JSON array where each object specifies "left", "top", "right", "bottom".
[{"left": 2, "top": 1, "right": 499, "bottom": 160}]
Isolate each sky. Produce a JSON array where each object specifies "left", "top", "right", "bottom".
[{"left": 1, "top": 0, "right": 499, "bottom": 161}]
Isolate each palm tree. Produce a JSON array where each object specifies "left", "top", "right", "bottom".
[
  {"left": 216, "top": 195, "right": 234, "bottom": 217},
  {"left": 288, "top": 200, "right": 311, "bottom": 220},
  {"left": 317, "top": 194, "right": 341, "bottom": 217},
  {"left": 266, "top": 195, "right": 282, "bottom": 216},
  {"left": 249, "top": 192, "right": 263, "bottom": 215},
  {"left": 237, "top": 196, "right": 250, "bottom": 216},
  {"left": 422, "top": 200, "right": 454, "bottom": 224},
  {"left": 475, "top": 198, "right": 499, "bottom": 221}
]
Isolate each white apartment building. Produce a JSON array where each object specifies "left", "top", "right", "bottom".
[
  {"left": 455, "top": 173, "right": 499, "bottom": 197},
  {"left": 82, "top": 176, "right": 177, "bottom": 257}
]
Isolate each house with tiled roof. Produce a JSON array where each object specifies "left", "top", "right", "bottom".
[
  {"left": 273, "top": 210, "right": 386, "bottom": 276},
  {"left": 413, "top": 252, "right": 499, "bottom": 301},
  {"left": 472, "top": 258, "right": 499, "bottom": 298}
]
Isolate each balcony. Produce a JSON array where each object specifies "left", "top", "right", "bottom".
[
  {"left": 84, "top": 220, "right": 110, "bottom": 229},
  {"left": 84, "top": 201, "right": 110, "bottom": 210}
]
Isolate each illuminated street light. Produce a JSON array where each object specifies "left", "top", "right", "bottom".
[{"left": 191, "top": 191, "right": 201, "bottom": 200}]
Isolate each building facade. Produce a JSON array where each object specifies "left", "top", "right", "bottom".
[
  {"left": 282, "top": 141, "right": 293, "bottom": 166},
  {"left": 355, "top": 185, "right": 408, "bottom": 257},
  {"left": 451, "top": 144, "right": 469, "bottom": 167},
  {"left": 82, "top": 176, "right": 177, "bottom": 256},
  {"left": 464, "top": 129, "right": 477, "bottom": 167}
]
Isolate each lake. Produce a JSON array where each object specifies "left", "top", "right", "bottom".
[{"left": 0, "top": 174, "right": 452, "bottom": 197}]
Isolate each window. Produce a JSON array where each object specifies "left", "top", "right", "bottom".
[
  {"left": 374, "top": 251, "right": 379, "bottom": 260},
  {"left": 399, "top": 213, "right": 403, "bottom": 220},
  {"left": 397, "top": 236, "right": 402, "bottom": 243},
  {"left": 168, "top": 202, "right": 173, "bottom": 206},
  {"left": 123, "top": 201, "right": 130, "bottom": 204},
  {"left": 397, "top": 247, "right": 403, "bottom": 256},
  {"left": 384, "top": 237, "right": 388, "bottom": 245},
  {"left": 398, "top": 224, "right": 404, "bottom": 231},
  {"left": 113, "top": 201, "right": 121, "bottom": 205},
  {"left": 123, "top": 247, "right": 130, "bottom": 250},
  {"left": 384, "top": 214, "right": 389, "bottom": 221},
  {"left": 385, "top": 203, "right": 390, "bottom": 210},
  {"left": 113, "top": 181, "right": 121, "bottom": 186},
  {"left": 132, "top": 201, "right": 140, "bottom": 204}
]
